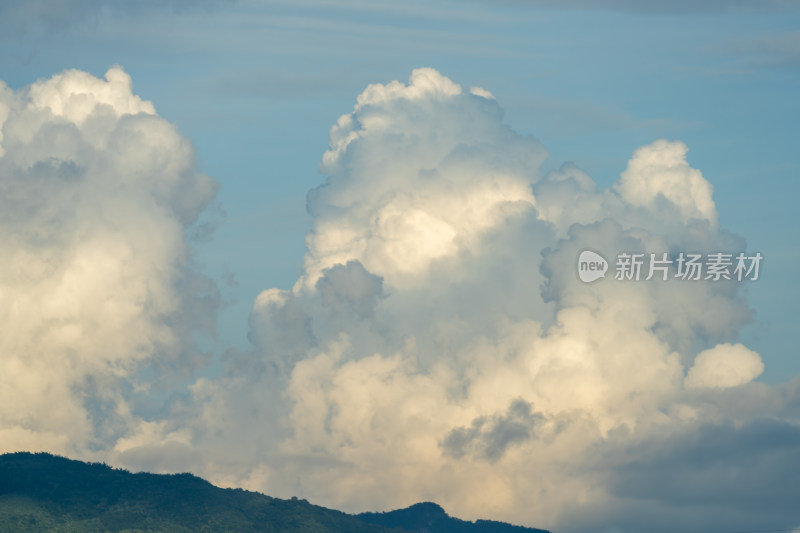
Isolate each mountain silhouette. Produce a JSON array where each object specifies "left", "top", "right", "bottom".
[
  {"left": 359, "top": 502, "right": 549, "bottom": 533},
  {"left": 0, "top": 452, "right": 550, "bottom": 533}
]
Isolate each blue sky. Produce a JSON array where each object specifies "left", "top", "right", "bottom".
[
  {"left": 4, "top": 1, "right": 797, "bottom": 379},
  {"left": 13, "top": 2, "right": 796, "bottom": 375},
  {"left": 0, "top": 0, "right": 800, "bottom": 531}
]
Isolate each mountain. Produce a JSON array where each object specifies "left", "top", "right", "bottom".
[
  {"left": 0, "top": 452, "right": 384, "bottom": 533},
  {"left": 358, "top": 502, "right": 549, "bottom": 533},
  {"left": 0, "top": 452, "right": 550, "bottom": 533}
]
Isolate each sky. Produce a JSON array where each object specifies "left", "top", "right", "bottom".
[{"left": 1, "top": 1, "right": 799, "bottom": 532}]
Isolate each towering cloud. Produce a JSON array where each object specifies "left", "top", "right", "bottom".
[
  {"left": 145, "top": 68, "right": 794, "bottom": 533},
  {"left": 2, "top": 66, "right": 796, "bottom": 533},
  {"left": 0, "top": 67, "right": 218, "bottom": 457},
  {"left": 301, "top": 67, "right": 546, "bottom": 290}
]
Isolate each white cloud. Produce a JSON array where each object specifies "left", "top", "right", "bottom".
[
  {"left": 27, "top": 66, "right": 156, "bottom": 124},
  {"left": 0, "top": 67, "right": 218, "bottom": 457},
  {"left": 3, "top": 65, "right": 794, "bottom": 533},
  {"left": 614, "top": 139, "right": 717, "bottom": 227},
  {"left": 157, "top": 68, "right": 793, "bottom": 533},
  {"left": 303, "top": 67, "right": 547, "bottom": 290},
  {"left": 685, "top": 343, "right": 764, "bottom": 389}
]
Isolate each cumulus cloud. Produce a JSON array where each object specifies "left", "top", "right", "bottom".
[
  {"left": 301, "top": 67, "right": 546, "bottom": 290},
  {"left": 3, "top": 65, "right": 794, "bottom": 533},
  {"left": 141, "top": 67, "right": 794, "bottom": 533},
  {"left": 685, "top": 343, "right": 764, "bottom": 389},
  {"left": 0, "top": 66, "right": 218, "bottom": 457},
  {"left": 615, "top": 139, "right": 717, "bottom": 226}
]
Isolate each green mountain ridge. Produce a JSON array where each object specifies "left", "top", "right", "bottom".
[
  {"left": 358, "top": 502, "right": 549, "bottom": 533},
  {"left": 0, "top": 452, "right": 550, "bottom": 533}
]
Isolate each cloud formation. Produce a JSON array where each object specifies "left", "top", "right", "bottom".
[
  {"left": 685, "top": 343, "right": 764, "bottom": 389},
  {"left": 3, "top": 66, "right": 797, "bottom": 533},
  {"left": 0, "top": 67, "right": 218, "bottom": 457},
  {"left": 302, "top": 67, "right": 545, "bottom": 290},
  {"left": 141, "top": 68, "right": 793, "bottom": 533},
  {"left": 0, "top": 0, "right": 232, "bottom": 39},
  {"left": 489, "top": 0, "right": 800, "bottom": 15}
]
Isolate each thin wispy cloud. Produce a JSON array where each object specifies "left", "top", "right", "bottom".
[{"left": 483, "top": 0, "right": 800, "bottom": 15}]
